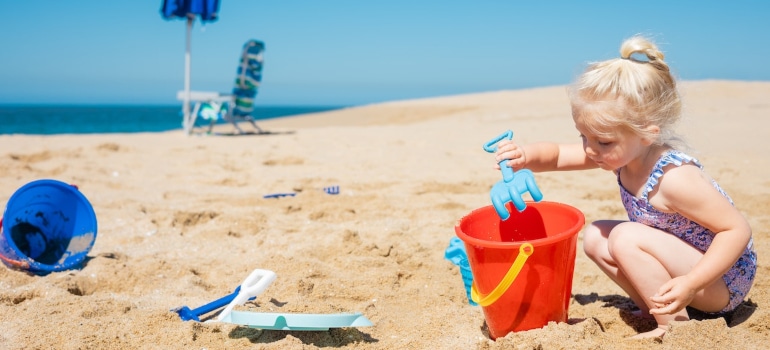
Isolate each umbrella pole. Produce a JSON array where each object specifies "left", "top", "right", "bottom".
[{"left": 183, "top": 16, "right": 193, "bottom": 134}]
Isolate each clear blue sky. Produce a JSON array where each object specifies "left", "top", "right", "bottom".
[{"left": 1, "top": 1, "right": 768, "bottom": 106}]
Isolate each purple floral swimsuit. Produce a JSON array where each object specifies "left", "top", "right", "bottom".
[{"left": 619, "top": 150, "right": 756, "bottom": 313}]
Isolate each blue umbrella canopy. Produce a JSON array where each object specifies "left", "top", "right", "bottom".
[
  {"left": 160, "top": 0, "right": 221, "bottom": 134},
  {"left": 161, "top": 0, "right": 220, "bottom": 22}
]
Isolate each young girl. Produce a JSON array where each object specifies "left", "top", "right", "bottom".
[{"left": 494, "top": 36, "right": 756, "bottom": 339}]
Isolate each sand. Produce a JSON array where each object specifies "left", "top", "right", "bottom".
[{"left": 0, "top": 80, "right": 768, "bottom": 349}]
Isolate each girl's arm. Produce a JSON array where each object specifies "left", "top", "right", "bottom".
[
  {"left": 649, "top": 164, "right": 752, "bottom": 312},
  {"left": 495, "top": 141, "right": 598, "bottom": 172}
]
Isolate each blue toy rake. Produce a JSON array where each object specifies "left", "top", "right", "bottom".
[{"left": 483, "top": 130, "right": 543, "bottom": 220}]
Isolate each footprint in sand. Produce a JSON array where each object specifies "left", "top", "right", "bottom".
[
  {"left": 9, "top": 150, "right": 53, "bottom": 163},
  {"left": 171, "top": 211, "right": 220, "bottom": 228},
  {"left": 96, "top": 143, "right": 124, "bottom": 152},
  {"left": 263, "top": 157, "right": 304, "bottom": 166}
]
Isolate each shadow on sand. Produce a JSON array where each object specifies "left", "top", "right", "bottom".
[
  {"left": 206, "top": 130, "right": 296, "bottom": 137},
  {"left": 228, "top": 327, "right": 378, "bottom": 347},
  {"left": 573, "top": 292, "right": 757, "bottom": 334}
]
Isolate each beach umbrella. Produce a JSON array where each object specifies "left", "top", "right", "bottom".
[{"left": 160, "top": 0, "right": 220, "bottom": 133}]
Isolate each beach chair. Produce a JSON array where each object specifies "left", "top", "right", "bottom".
[
  {"left": 179, "top": 39, "right": 266, "bottom": 135},
  {"left": 226, "top": 39, "right": 266, "bottom": 134},
  {"left": 179, "top": 91, "right": 231, "bottom": 134}
]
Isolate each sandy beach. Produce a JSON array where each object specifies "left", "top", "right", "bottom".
[{"left": 0, "top": 80, "right": 768, "bottom": 349}]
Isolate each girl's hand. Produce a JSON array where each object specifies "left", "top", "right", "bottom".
[
  {"left": 648, "top": 275, "right": 698, "bottom": 315},
  {"left": 494, "top": 140, "right": 528, "bottom": 170}
]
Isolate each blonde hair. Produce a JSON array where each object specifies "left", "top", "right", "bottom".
[{"left": 569, "top": 35, "right": 685, "bottom": 148}]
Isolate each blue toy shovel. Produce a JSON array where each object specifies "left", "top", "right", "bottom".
[
  {"left": 174, "top": 269, "right": 373, "bottom": 331},
  {"left": 483, "top": 130, "right": 544, "bottom": 220},
  {"left": 173, "top": 286, "right": 256, "bottom": 321}
]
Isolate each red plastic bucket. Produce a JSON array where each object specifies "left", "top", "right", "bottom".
[{"left": 455, "top": 201, "right": 584, "bottom": 339}]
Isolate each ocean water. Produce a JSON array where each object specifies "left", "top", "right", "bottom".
[{"left": 0, "top": 105, "right": 345, "bottom": 135}]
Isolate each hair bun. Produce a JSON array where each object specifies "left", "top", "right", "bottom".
[{"left": 620, "top": 36, "right": 665, "bottom": 62}]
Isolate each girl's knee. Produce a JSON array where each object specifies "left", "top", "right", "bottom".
[
  {"left": 606, "top": 222, "right": 646, "bottom": 258},
  {"left": 582, "top": 222, "right": 608, "bottom": 259}
]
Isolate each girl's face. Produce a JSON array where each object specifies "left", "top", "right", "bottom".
[{"left": 573, "top": 115, "right": 649, "bottom": 171}]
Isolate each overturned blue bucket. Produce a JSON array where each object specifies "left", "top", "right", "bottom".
[{"left": 0, "top": 179, "right": 97, "bottom": 275}]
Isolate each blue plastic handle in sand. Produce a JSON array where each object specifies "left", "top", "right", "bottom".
[
  {"left": 173, "top": 286, "right": 255, "bottom": 321},
  {"left": 263, "top": 192, "right": 296, "bottom": 198},
  {"left": 484, "top": 130, "right": 544, "bottom": 220}
]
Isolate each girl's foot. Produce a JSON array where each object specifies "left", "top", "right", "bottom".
[{"left": 629, "top": 325, "right": 667, "bottom": 339}]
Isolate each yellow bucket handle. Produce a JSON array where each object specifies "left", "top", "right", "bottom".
[{"left": 470, "top": 243, "right": 534, "bottom": 307}]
